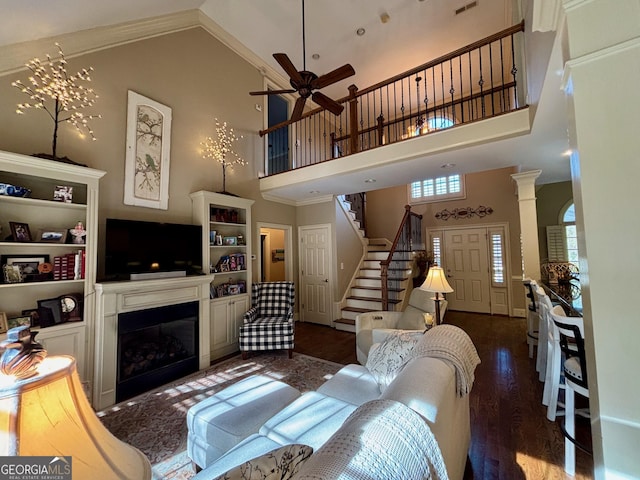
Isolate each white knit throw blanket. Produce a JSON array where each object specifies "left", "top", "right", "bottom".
[
  {"left": 295, "top": 399, "right": 449, "bottom": 480},
  {"left": 412, "top": 324, "right": 481, "bottom": 397}
]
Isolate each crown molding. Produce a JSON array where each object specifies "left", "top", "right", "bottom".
[
  {"left": 531, "top": 0, "right": 562, "bottom": 32},
  {"left": 0, "top": 10, "right": 202, "bottom": 77},
  {"left": 195, "top": 11, "right": 290, "bottom": 91},
  {"left": 0, "top": 9, "right": 290, "bottom": 92}
]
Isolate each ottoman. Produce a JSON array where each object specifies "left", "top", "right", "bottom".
[{"left": 187, "top": 374, "right": 301, "bottom": 469}]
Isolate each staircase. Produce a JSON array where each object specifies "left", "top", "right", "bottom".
[{"left": 334, "top": 196, "right": 413, "bottom": 333}]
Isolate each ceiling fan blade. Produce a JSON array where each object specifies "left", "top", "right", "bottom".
[
  {"left": 273, "top": 53, "right": 304, "bottom": 85},
  {"left": 311, "top": 64, "right": 355, "bottom": 90},
  {"left": 249, "top": 89, "right": 296, "bottom": 96},
  {"left": 312, "top": 92, "right": 344, "bottom": 116},
  {"left": 291, "top": 97, "right": 306, "bottom": 122}
]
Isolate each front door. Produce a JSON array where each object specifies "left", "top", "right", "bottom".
[
  {"left": 299, "top": 224, "right": 332, "bottom": 326},
  {"left": 444, "top": 228, "right": 491, "bottom": 313}
]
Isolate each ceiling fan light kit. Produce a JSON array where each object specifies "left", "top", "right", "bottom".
[{"left": 249, "top": 0, "right": 355, "bottom": 122}]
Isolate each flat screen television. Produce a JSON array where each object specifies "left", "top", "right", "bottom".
[{"left": 104, "top": 218, "right": 203, "bottom": 280}]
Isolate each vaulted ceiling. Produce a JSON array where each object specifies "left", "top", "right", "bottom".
[{"left": 0, "top": 0, "right": 570, "bottom": 200}]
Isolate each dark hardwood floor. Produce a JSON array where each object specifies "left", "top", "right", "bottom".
[{"left": 294, "top": 311, "right": 594, "bottom": 480}]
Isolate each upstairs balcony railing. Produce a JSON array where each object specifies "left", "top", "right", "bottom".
[{"left": 260, "top": 21, "right": 526, "bottom": 175}]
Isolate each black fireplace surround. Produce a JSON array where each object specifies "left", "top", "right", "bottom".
[{"left": 116, "top": 301, "right": 199, "bottom": 402}]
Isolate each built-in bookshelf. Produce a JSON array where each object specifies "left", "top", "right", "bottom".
[
  {"left": 191, "top": 190, "right": 254, "bottom": 359},
  {"left": 0, "top": 150, "right": 105, "bottom": 382}
]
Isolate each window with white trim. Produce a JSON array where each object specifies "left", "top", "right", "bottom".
[
  {"left": 409, "top": 174, "right": 465, "bottom": 203},
  {"left": 490, "top": 232, "right": 505, "bottom": 286},
  {"left": 431, "top": 235, "right": 442, "bottom": 267},
  {"left": 546, "top": 202, "right": 579, "bottom": 267}
]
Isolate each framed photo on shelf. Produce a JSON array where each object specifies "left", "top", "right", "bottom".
[
  {"left": 9, "top": 222, "right": 32, "bottom": 242},
  {"left": 2, "top": 255, "right": 50, "bottom": 274},
  {"left": 223, "top": 236, "right": 237, "bottom": 246},
  {"left": 7, "top": 315, "right": 31, "bottom": 329},
  {"left": 37, "top": 228, "right": 68, "bottom": 243},
  {"left": 22, "top": 308, "right": 40, "bottom": 327},
  {"left": 0, "top": 312, "right": 8, "bottom": 334},
  {"left": 3, "top": 264, "right": 23, "bottom": 283},
  {"left": 1, "top": 254, "right": 51, "bottom": 283},
  {"left": 53, "top": 185, "right": 73, "bottom": 203}
]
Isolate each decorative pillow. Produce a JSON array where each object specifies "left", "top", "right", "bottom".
[
  {"left": 365, "top": 331, "right": 422, "bottom": 391},
  {"left": 213, "top": 444, "right": 313, "bottom": 480}
]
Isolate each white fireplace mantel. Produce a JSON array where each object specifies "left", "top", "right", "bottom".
[{"left": 93, "top": 275, "right": 214, "bottom": 410}]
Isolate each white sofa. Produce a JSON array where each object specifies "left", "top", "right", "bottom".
[
  {"left": 191, "top": 326, "right": 478, "bottom": 480},
  {"left": 356, "top": 287, "right": 448, "bottom": 364}
]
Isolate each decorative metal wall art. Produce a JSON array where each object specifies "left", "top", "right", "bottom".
[{"left": 435, "top": 205, "right": 494, "bottom": 220}]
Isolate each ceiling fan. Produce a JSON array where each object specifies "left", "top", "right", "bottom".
[{"left": 249, "top": 0, "right": 355, "bottom": 122}]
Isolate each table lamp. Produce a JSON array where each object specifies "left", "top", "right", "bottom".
[
  {"left": 0, "top": 326, "right": 151, "bottom": 479},
  {"left": 419, "top": 266, "right": 453, "bottom": 325}
]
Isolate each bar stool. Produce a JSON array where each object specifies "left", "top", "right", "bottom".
[
  {"left": 551, "top": 310, "right": 590, "bottom": 476},
  {"left": 542, "top": 303, "right": 568, "bottom": 421},
  {"left": 523, "top": 278, "right": 539, "bottom": 358},
  {"left": 533, "top": 286, "right": 549, "bottom": 381}
]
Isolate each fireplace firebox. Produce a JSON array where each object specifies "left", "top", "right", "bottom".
[{"left": 117, "top": 301, "right": 199, "bottom": 402}]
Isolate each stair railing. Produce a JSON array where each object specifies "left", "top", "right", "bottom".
[
  {"left": 380, "top": 205, "right": 423, "bottom": 310},
  {"left": 344, "top": 192, "right": 366, "bottom": 236}
]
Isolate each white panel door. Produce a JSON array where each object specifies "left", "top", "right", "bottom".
[
  {"left": 444, "top": 228, "right": 491, "bottom": 313},
  {"left": 299, "top": 225, "right": 332, "bottom": 326}
]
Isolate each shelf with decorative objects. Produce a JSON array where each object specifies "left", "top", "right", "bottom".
[
  {"left": 0, "top": 149, "right": 105, "bottom": 384},
  {"left": 191, "top": 190, "right": 254, "bottom": 359}
]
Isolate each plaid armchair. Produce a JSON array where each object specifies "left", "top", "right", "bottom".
[{"left": 239, "top": 281, "right": 295, "bottom": 359}]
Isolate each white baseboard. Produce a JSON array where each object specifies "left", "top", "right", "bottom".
[{"left": 512, "top": 308, "right": 526, "bottom": 318}]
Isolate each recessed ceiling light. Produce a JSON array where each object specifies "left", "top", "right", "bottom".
[
  {"left": 441, "top": 163, "right": 456, "bottom": 168},
  {"left": 356, "top": 28, "right": 366, "bottom": 36},
  {"left": 312, "top": 53, "right": 320, "bottom": 60},
  {"left": 364, "top": 178, "right": 376, "bottom": 183},
  {"left": 309, "top": 190, "right": 320, "bottom": 194}
]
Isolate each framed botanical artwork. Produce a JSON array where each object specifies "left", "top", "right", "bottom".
[
  {"left": 9, "top": 221, "right": 32, "bottom": 242},
  {"left": 124, "top": 90, "right": 172, "bottom": 210},
  {"left": 37, "top": 228, "right": 68, "bottom": 243}
]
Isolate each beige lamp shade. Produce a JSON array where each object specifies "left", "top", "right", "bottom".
[
  {"left": 419, "top": 266, "right": 453, "bottom": 294},
  {"left": 0, "top": 355, "right": 151, "bottom": 479}
]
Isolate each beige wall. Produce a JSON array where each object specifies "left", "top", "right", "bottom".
[
  {"left": 366, "top": 166, "right": 524, "bottom": 310},
  {"left": 535, "top": 181, "right": 573, "bottom": 261},
  {"left": 335, "top": 199, "right": 364, "bottom": 301},
  {"left": 260, "top": 227, "right": 285, "bottom": 281},
  {"left": 0, "top": 28, "right": 297, "bottom": 278}
]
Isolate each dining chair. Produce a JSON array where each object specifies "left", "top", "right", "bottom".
[
  {"left": 551, "top": 309, "right": 590, "bottom": 476},
  {"left": 523, "top": 278, "right": 539, "bottom": 359},
  {"left": 533, "top": 286, "right": 549, "bottom": 381},
  {"left": 542, "top": 303, "right": 569, "bottom": 421}
]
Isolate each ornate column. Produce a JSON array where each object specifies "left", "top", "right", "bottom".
[{"left": 511, "top": 170, "right": 542, "bottom": 282}]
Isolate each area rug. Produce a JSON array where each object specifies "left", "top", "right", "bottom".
[{"left": 98, "top": 352, "right": 344, "bottom": 480}]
